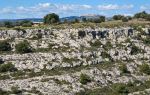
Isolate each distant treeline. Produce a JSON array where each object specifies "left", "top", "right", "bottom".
[
  {"left": 0, "top": 11, "right": 150, "bottom": 28},
  {"left": 0, "top": 20, "right": 33, "bottom": 28}
]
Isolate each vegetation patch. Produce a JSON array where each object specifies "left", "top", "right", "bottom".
[{"left": 80, "top": 74, "right": 91, "bottom": 85}]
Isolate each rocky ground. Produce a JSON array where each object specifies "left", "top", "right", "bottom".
[{"left": 0, "top": 27, "right": 150, "bottom": 95}]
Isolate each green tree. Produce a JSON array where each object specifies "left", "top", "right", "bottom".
[
  {"left": 20, "top": 20, "right": 33, "bottom": 27},
  {"left": 74, "top": 18, "right": 79, "bottom": 23},
  {"left": 44, "top": 13, "right": 59, "bottom": 24},
  {"left": 122, "top": 17, "right": 128, "bottom": 22},
  {"left": 113, "top": 15, "right": 124, "bottom": 20},
  {"left": 15, "top": 40, "right": 33, "bottom": 54},
  {"left": 134, "top": 11, "right": 148, "bottom": 19},
  {"left": 82, "top": 17, "right": 87, "bottom": 22},
  {"left": 99, "top": 16, "right": 105, "bottom": 22},
  {"left": 4, "top": 21, "right": 14, "bottom": 28}
]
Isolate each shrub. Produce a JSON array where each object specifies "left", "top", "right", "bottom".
[
  {"left": 15, "top": 40, "right": 33, "bottom": 54},
  {"left": 90, "top": 40, "right": 102, "bottom": 48},
  {"left": 130, "top": 45, "right": 141, "bottom": 55},
  {"left": 119, "top": 64, "right": 130, "bottom": 74},
  {"left": 139, "top": 63, "right": 150, "bottom": 75},
  {"left": 0, "top": 41, "right": 11, "bottom": 51},
  {"left": 101, "top": 51, "right": 111, "bottom": 59},
  {"left": 122, "top": 17, "right": 128, "bottom": 22},
  {"left": 11, "top": 86, "right": 22, "bottom": 94},
  {"left": 103, "top": 41, "right": 113, "bottom": 50},
  {"left": 20, "top": 20, "right": 33, "bottom": 27},
  {"left": 143, "top": 37, "right": 150, "bottom": 45},
  {"left": 0, "top": 88, "right": 9, "bottom": 95},
  {"left": 80, "top": 74, "right": 91, "bottom": 85},
  {"left": 0, "top": 62, "right": 17, "bottom": 73},
  {"left": 113, "top": 15, "right": 124, "bottom": 20},
  {"left": 0, "top": 58, "right": 4, "bottom": 64},
  {"left": 112, "top": 83, "right": 129, "bottom": 94}
]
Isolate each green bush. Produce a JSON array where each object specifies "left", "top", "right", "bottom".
[
  {"left": 112, "top": 83, "right": 129, "bottom": 94},
  {"left": 4, "top": 21, "right": 14, "bottom": 28},
  {"left": 130, "top": 45, "right": 141, "bottom": 55},
  {"left": 11, "top": 86, "right": 22, "bottom": 94},
  {"left": 0, "top": 62, "right": 17, "bottom": 73},
  {"left": 80, "top": 74, "right": 91, "bottom": 85},
  {"left": 122, "top": 17, "right": 128, "bottom": 22},
  {"left": 0, "top": 88, "right": 9, "bottom": 95},
  {"left": 139, "top": 63, "right": 150, "bottom": 75},
  {"left": 119, "top": 64, "right": 130, "bottom": 74},
  {"left": 101, "top": 51, "right": 111, "bottom": 59},
  {"left": 143, "top": 37, "right": 150, "bottom": 45},
  {"left": 90, "top": 40, "right": 102, "bottom": 48},
  {"left": 0, "top": 58, "right": 4, "bottom": 64},
  {"left": 15, "top": 40, "right": 33, "bottom": 54},
  {"left": 113, "top": 15, "right": 124, "bottom": 20},
  {"left": 0, "top": 41, "right": 11, "bottom": 51},
  {"left": 103, "top": 41, "right": 113, "bottom": 50},
  {"left": 20, "top": 20, "right": 33, "bottom": 27}
]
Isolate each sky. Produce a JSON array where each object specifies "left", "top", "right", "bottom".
[{"left": 0, "top": 0, "right": 150, "bottom": 19}]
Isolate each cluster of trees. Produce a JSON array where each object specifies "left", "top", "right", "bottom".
[
  {"left": 134, "top": 11, "right": 150, "bottom": 21},
  {"left": 112, "top": 11, "right": 150, "bottom": 22},
  {"left": 82, "top": 16, "right": 105, "bottom": 23},
  {"left": 43, "top": 13, "right": 106, "bottom": 24},
  {"left": 113, "top": 15, "right": 132, "bottom": 22},
  {"left": 0, "top": 20, "right": 33, "bottom": 28}
]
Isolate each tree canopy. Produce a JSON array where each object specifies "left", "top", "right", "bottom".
[{"left": 44, "top": 13, "right": 60, "bottom": 24}]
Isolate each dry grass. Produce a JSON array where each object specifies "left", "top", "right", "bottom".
[{"left": 0, "top": 19, "right": 150, "bottom": 30}]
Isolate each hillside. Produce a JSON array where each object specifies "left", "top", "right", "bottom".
[{"left": 0, "top": 26, "right": 150, "bottom": 95}]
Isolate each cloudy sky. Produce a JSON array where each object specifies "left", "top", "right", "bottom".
[{"left": 0, "top": 0, "right": 149, "bottom": 19}]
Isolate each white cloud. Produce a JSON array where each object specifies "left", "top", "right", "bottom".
[
  {"left": 0, "top": 3, "right": 93, "bottom": 17},
  {"left": 98, "top": 4, "right": 133, "bottom": 10},
  {"left": 140, "top": 5, "right": 150, "bottom": 11},
  {"left": 0, "top": 2, "right": 135, "bottom": 18}
]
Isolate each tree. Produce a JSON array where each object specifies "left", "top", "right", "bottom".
[
  {"left": 122, "top": 17, "right": 128, "bottom": 22},
  {"left": 44, "top": 13, "right": 59, "bottom": 24},
  {"left": 82, "top": 17, "right": 87, "bottom": 22},
  {"left": 74, "top": 18, "right": 79, "bottom": 23},
  {"left": 134, "top": 11, "right": 150, "bottom": 21},
  {"left": 0, "top": 41, "right": 11, "bottom": 51},
  {"left": 20, "top": 20, "right": 33, "bottom": 27},
  {"left": 4, "top": 21, "right": 14, "bottom": 28},
  {"left": 113, "top": 15, "right": 124, "bottom": 20},
  {"left": 15, "top": 40, "right": 33, "bottom": 54},
  {"left": 99, "top": 16, "right": 105, "bottom": 22},
  {"left": 134, "top": 11, "right": 148, "bottom": 19}
]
